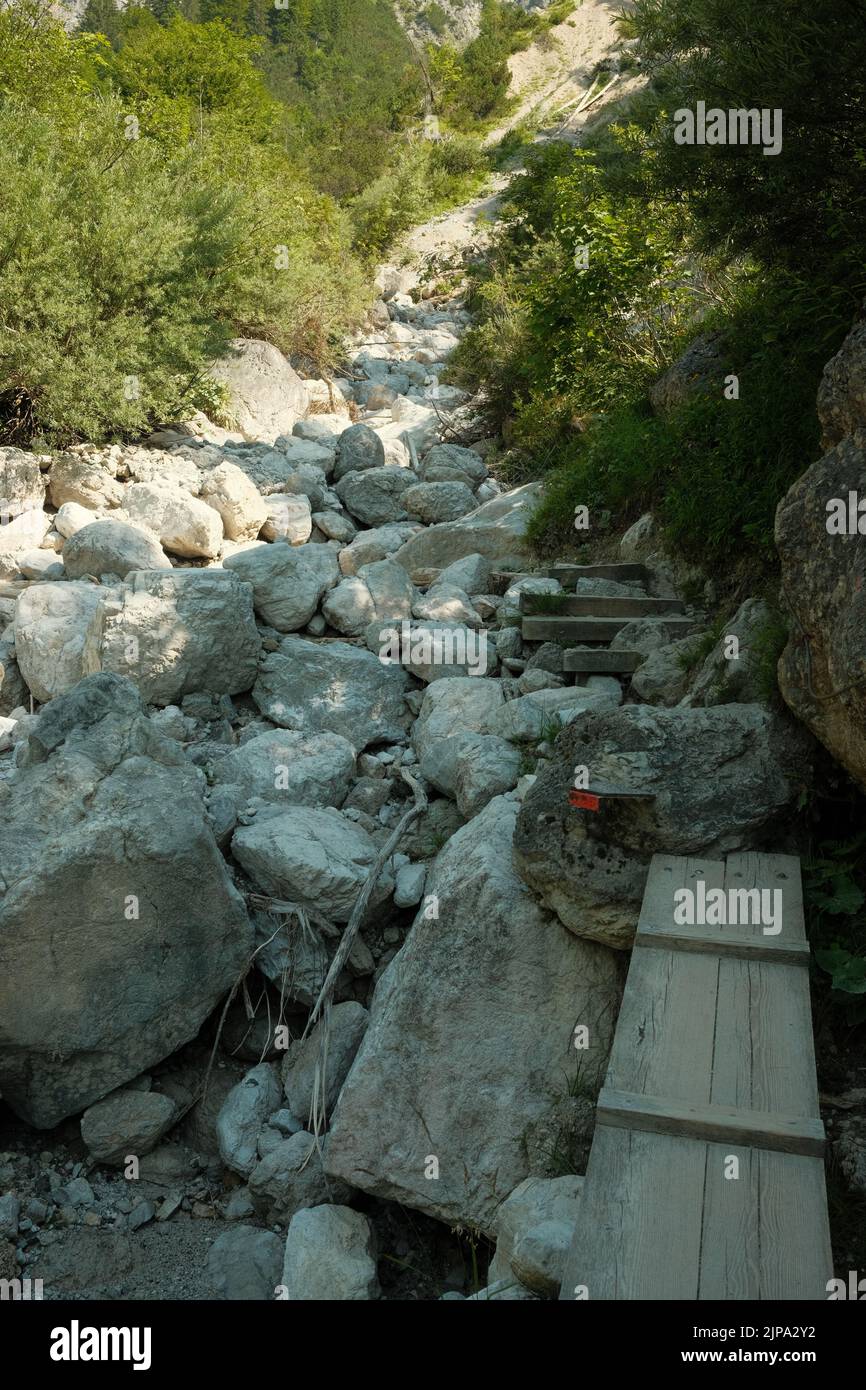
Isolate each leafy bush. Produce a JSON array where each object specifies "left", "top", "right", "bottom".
[
  {"left": 0, "top": 1, "right": 367, "bottom": 443},
  {"left": 449, "top": 143, "right": 696, "bottom": 443},
  {"left": 621, "top": 0, "right": 866, "bottom": 284},
  {"left": 0, "top": 100, "right": 240, "bottom": 442},
  {"left": 429, "top": 0, "right": 552, "bottom": 130},
  {"left": 350, "top": 133, "right": 486, "bottom": 254}
]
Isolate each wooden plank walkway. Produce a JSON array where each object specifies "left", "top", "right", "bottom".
[{"left": 559, "top": 851, "right": 833, "bottom": 1301}]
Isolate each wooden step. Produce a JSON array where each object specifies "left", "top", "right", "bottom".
[
  {"left": 520, "top": 593, "right": 685, "bottom": 618},
  {"left": 522, "top": 615, "right": 695, "bottom": 643},
  {"left": 490, "top": 562, "right": 650, "bottom": 594},
  {"left": 544, "top": 562, "right": 650, "bottom": 586},
  {"left": 563, "top": 648, "right": 643, "bottom": 675}
]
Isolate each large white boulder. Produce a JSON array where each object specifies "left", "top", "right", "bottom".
[
  {"left": 335, "top": 467, "right": 415, "bottom": 526},
  {"left": 394, "top": 482, "right": 542, "bottom": 574},
  {"left": 253, "top": 636, "right": 409, "bottom": 750},
  {"left": 223, "top": 540, "right": 338, "bottom": 631},
  {"left": 232, "top": 805, "right": 393, "bottom": 923},
  {"left": 208, "top": 338, "right": 310, "bottom": 443},
  {"left": 81, "top": 569, "right": 261, "bottom": 706},
  {"left": 281, "top": 1206, "right": 379, "bottom": 1301},
  {"left": 209, "top": 728, "right": 355, "bottom": 810},
  {"left": 199, "top": 462, "right": 268, "bottom": 542},
  {"left": 124, "top": 481, "right": 223, "bottom": 559},
  {"left": 14, "top": 580, "right": 113, "bottom": 703},
  {"left": 325, "top": 794, "right": 620, "bottom": 1232},
  {"left": 61, "top": 519, "right": 171, "bottom": 581},
  {"left": 0, "top": 674, "right": 253, "bottom": 1127}
]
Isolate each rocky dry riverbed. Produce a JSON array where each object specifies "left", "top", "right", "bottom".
[{"left": 4, "top": 46, "right": 866, "bottom": 1293}]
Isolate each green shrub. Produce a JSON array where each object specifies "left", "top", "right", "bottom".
[
  {"left": 0, "top": 1, "right": 367, "bottom": 443},
  {"left": 0, "top": 100, "right": 240, "bottom": 442},
  {"left": 350, "top": 133, "right": 486, "bottom": 254}
]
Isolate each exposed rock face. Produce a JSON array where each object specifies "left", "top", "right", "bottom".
[
  {"left": 322, "top": 557, "right": 415, "bottom": 636},
  {"left": 684, "top": 598, "right": 770, "bottom": 707},
  {"left": 48, "top": 452, "right": 124, "bottom": 510},
  {"left": 336, "top": 466, "right": 415, "bottom": 526},
  {"left": 123, "top": 482, "right": 223, "bottom": 559},
  {"left": 649, "top": 331, "right": 728, "bottom": 415},
  {"left": 817, "top": 314, "right": 866, "bottom": 448},
  {"left": 199, "top": 461, "right": 269, "bottom": 541},
  {"left": 249, "top": 1131, "right": 348, "bottom": 1225},
  {"left": 223, "top": 540, "right": 338, "bottom": 631},
  {"left": 208, "top": 338, "right": 310, "bottom": 443},
  {"left": 514, "top": 703, "right": 812, "bottom": 949},
  {"left": 403, "top": 480, "right": 477, "bottom": 524},
  {"left": 281, "top": 1002, "right": 369, "bottom": 1122},
  {"left": 83, "top": 570, "right": 261, "bottom": 706},
  {"left": 216, "top": 1064, "right": 282, "bottom": 1177},
  {"left": 332, "top": 423, "right": 385, "bottom": 482},
  {"left": 80, "top": 1090, "right": 177, "bottom": 1165},
  {"left": 412, "top": 676, "right": 505, "bottom": 795},
  {"left": 0, "top": 447, "right": 46, "bottom": 517},
  {"left": 253, "top": 635, "right": 409, "bottom": 749},
  {"left": 488, "top": 1175, "right": 585, "bottom": 1297},
  {"left": 260, "top": 493, "right": 312, "bottom": 544},
  {"left": 630, "top": 635, "right": 699, "bottom": 707},
  {"left": 325, "top": 794, "right": 621, "bottom": 1233},
  {"left": 209, "top": 729, "right": 355, "bottom": 811},
  {"left": 776, "top": 429, "right": 866, "bottom": 789},
  {"left": 394, "top": 482, "right": 542, "bottom": 573},
  {"left": 0, "top": 674, "right": 253, "bottom": 1127},
  {"left": 420, "top": 444, "right": 486, "bottom": 487},
  {"left": 207, "top": 1225, "right": 283, "bottom": 1301}
]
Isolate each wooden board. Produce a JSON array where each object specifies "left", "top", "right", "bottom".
[
  {"left": 559, "top": 851, "right": 832, "bottom": 1300},
  {"left": 520, "top": 593, "right": 685, "bottom": 618},
  {"left": 522, "top": 614, "right": 695, "bottom": 643},
  {"left": 636, "top": 922, "right": 810, "bottom": 965},
  {"left": 597, "top": 1088, "right": 825, "bottom": 1158},
  {"left": 544, "top": 563, "right": 651, "bottom": 585},
  {"left": 560, "top": 1127, "right": 833, "bottom": 1301},
  {"left": 563, "top": 648, "right": 643, "bottom": 674}
]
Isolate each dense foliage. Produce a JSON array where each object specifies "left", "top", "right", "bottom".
[
  {"left": 0, "top": 1, "right": 376, "bottom": 443},
  {"left": 451, "top": 0, "right": 866, "bottom": 569},
  {"left": 6, "top": 0, "right": 572, "bottom": 443}
]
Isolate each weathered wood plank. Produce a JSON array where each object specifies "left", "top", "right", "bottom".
[
  {"left": 698, "top": 1145, "right": 832, "bottom": 1300},
  {"left": 636, "top": 923, "right": 810, "bottom": 964},
  {"left": 522, "top": 614, "right": 695, "bottom": 642},
  {"left": 597, "top": 1087, "right": 826, "bottom": 1157},
  {"left": 562, "top": 648, "right": 642, "bottom": 674},
  {"left": 561, "top": 850, "right": 830, "bottom": 1300},
  {"left": 545, "top": 562, "right": 651, "bottom": 585},
  {"left": 755, "top": 1149, "right": 834, "bottom": 1300},
  {"left": 559, "top": 1127, "right": 706, "bottom": 1300},
  {"left": 561, "top": 1128, "right": 832, "bottom": 1300},
  {"left": 520, "top": 593, "right": 685, "bottom": 618}
]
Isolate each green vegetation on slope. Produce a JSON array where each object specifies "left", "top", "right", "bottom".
[
  {"left": 450, "top": 0, "right": 866, "bottom": 572},
  {"left": 1, "top": 0, "right": 569, "bottom": 444},
  {"left": 0, "top": 1, "right": 371, "bottom": 444}
]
